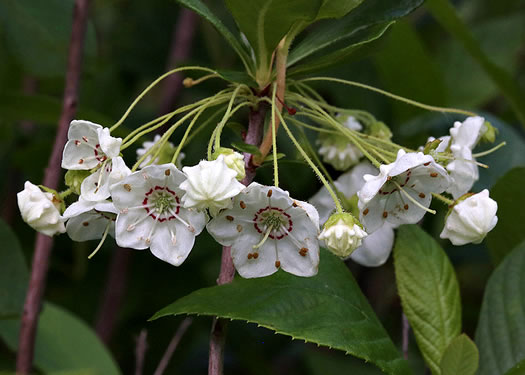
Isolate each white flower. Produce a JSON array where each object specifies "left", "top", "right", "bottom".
[
  {"left": 180, "top": 156, "right": 245, "bottom": 215},
  {"left": 62, "top": 120, "right": 121, "bottom": 170},
  {"left": 440, "top": 189, "right": 498, "bottom": 245},
  {"left": 450, "top": 116, "right": 485, "bottom": 150},
  {"left": 318, "top": 115, "right": 363, "bottom": 171},
  {"left": 136, "top": 134, "right": 184, "bottom": 169},
  {"left": 207, "top": 183, "right": 320, "bottom": 278},
  {"left": 309, "top": 162, "right": 396, "bottom": 267},
  {"left": 349, "top": 223, "right": 395, "bottom": 267},
  {"left": 17, "top": 181, "right": 65, "bottom": 236},
  {"left": 310, "top": 161, "right": 377, "bottom": 224},
  {"left": 446, "top": 146, "right": 479, "bottom": 199},
  {"left": 358, "top": 150, "right": 450, "bottom": 233},
  {"left": 110, "top": 164, "right": 207, "bottom": 266},
  {"left": 319, "top": 213, "right": 367, "bottom": 258},
  {"left": 213, "top": 149, "right": 246, "bottom": 181},
  {"left": 80, "top": 156, "right": 131, "bottom": 201},
  {"left": 62, "top": 198, "right": 118, "bottom": 241}
]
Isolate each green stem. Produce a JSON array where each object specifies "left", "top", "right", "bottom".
[{"left": 270, "top": 84, "right": 279, "bottom": 187}]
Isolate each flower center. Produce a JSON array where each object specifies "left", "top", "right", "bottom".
[
  {"left": 93, "top": 144, "right": 107, "bottom": 163},
  {"left": 253, "top": 207, "right": 293, "bottom": 240},
  {"left": 143, "top": 186, "right": 180, "bottom": 222},
  {"left": 379, "top": 170, "right": 413, "bottom": 195}
]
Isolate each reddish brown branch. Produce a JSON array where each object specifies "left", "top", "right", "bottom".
[
  {"left": 208, "top": 105, "right": 268, "bottom": 375},
  {"left": 159, "top": 8, "right": 199, "bottom": 115},
  {"left": 16, "top": 0, "right": 91, "bottom": 373},
  {"left": 94, "top": 247, "right": 131, "bottom": 343},
  {"left": 134, "top": 329, "right": 148, "bottom": 375},
  {"left": 154, "top": 317, "right": 193, "bottom": 375}
]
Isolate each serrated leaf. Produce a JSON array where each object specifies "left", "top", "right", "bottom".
[
  {"left": 0, "top": 303, "right": 120, "bottom": 374},
  {"left": 152, "top": 249, "right": 411, "bottom": 375},
  {"left": 439, "top": 334, "right": 479, "bottom": 375},
  {"left": 224, "top": 0, "right": 323, "bottom": 69},
  {"left": 394, "top": 225, "right": 461, "bottom": 375},
  {"left": 475, "top": 241, "right": 525, "bottom": 375},
  {"left": 231, "top": 141, "right": 262, "bottom": 156},
  {"left": 485, "top": 168, "right": 525, "bottom": 265},
  {"left": 0, "top": 0, "right": 96, "bottom": 77},
  {"left": 0, "top": 220, "right": 28, "bottom": 319},
  {"left": 288, "top": 0, "right": 424, "bottom": 69},
  {"left": 175, "top": 0, "right": 254, "bottom": 75}
]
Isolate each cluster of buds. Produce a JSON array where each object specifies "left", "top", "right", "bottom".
[{"left": 17, "top": 70, "right": 500, "bottom": 278}]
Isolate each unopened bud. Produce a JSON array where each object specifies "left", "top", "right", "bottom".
[
  {"left": 319, "top": 213, "right": 367, "bottom": 258},
  {"left": 212, "top": 148, "right": 246, "bottom": 180},
  {"left": 480, "top": 121, "right": 497, "bottom": 144},
  {"left": 64, "top": 170, "right": 90, "bottom": 195},
  {"left": 366, "top": 121, "right": 392, "bottom": 140}
]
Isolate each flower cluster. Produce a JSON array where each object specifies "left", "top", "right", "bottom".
[{"left": 17, "top": 70, "right": 500, "bottom": 279}]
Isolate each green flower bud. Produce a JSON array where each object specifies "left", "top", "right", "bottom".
[
  {"left": 366, "top": 121, "right": 392, "bottom": 140},
  {"left": 318, "top": 212, "right": 367, "bottom": 258},
  {"left": 212, "top": 147, "right": 246, "bottom": 180},
  {"left": 480, "top": 121, "right": 498, "bottom": 144},
  {"left": 64, "top": 170, "right": 90, "bottom": 195}
]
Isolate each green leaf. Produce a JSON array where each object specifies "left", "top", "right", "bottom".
[
  {"left": 439, "top": 334, "right": 479, "bottom": 375},
  {"left": 475, "top": 241, "right": 525, "bottom": 375},
  {"left": 0, "top": 0, "right": 96, "bottom": 77},
  {"left": 0, "top": 303, "right": 120, "bottom": 375},
  {"left": 263, "top": 152, "right": 286, "bottom": 163},
  {"left": 0, "top": 220, "right": 28, "bottom": 319},
  {"left": 485, "top": 168, "right": 525, "bottom": 265},
  {"left": 152, "top": 249, "right": 412, "bottom": 375},
  {"left": 425, "top": 0, "right": 525, "bottom": 129},
  {"left": 175, "top": 0, "right": 254, "bottom": 75},
  {"left": 394, "top": 225, "right": 462, "bottom": 375},
  {"left": 224, "top": 0, "right": 323, "bottom": 68},
  {"left": 287, "top": 0, "right": 424, "bottom": 69},
  {"left": 315, "top": 0, "right": 364, "bottom": 20},
  {"left": 504, "top": 358, "right": 525, "bottom": 375},
  {"left": 231, "top": 141, "right": 262, "bottom": 156}
]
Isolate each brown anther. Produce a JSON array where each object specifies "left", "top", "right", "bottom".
[
  {"left": 299, "top": 247, "right": 308, "bottom": 257},
  {"left": 78, "top": 159, "right": 84, "bottom": 164},
  {"left": 419, "top": 193, "right": 426, "bottom": 198},
  {"left": 292, "top": 201, "right": 298, "bottom": 207},
  {"left": 124, "top": 184, "right": 132, "bottom": 192},
  {"left": 74, "top": 140, "right": 81, "bottom": 145},
  {"left": 363, "top": 208, "right": 369, "bottom": 216},
  {"left": 275, "top": 260, "right": 281, "bottom": 268},
  {"left": 424, "top": 162, "right": 431, "bottom": 166},
  {"left": 383, "top": 211, "right": 388, "bottom": 218},
  {"left": 82, "top": 221, "right": 89, "bottom": 226},
  {"left": 240, "top": 201, "right": 246, "bottom": 209},
  {"left": 404, "top": 204, "right": 409, "bottom": 210},
  {"left": 387, "top": 176, "right": 392, "bottom": 181},
  {"left": 247, "top": 253, "right": 253, "bottom": 260},
  {"left": 226, "top": 215, "right": 234, "bottom": 221},
  {"left": 267, "top": 189, "right": 273, "bottom": 197},
  {"left": 165, "top": 169, "right": 171, "bottom": 176},
  {"left": 82, "top": 136, "right": 88, "bottom": 142},
  {"left": 430, "top": 172, "right": 438, "bottom": 178},
  {"left": 253, "top": 252, "right": 259, "bottom": 259},
  {"left": 236, "top": 224, "right": 243, "bottom": 232}
]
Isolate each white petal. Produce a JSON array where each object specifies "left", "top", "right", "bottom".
[
  {"left": 115, "top": 209, "right": 152, "bottom": 250},
  {"left": 349, "top": 224, "right": 395, "bottom": 267},
  {"left": 62, "top": 120, "right": 103, "bottom": 170},
  {"left": 66, "top": 212, "right": 114, "bottom": 241},
  {"left": 149, "top": 222, "right": 197, "bottom": 266},
  {"left": 97, "top": 127, "right": 122, "bottom": 158},
  {"left": 450, "top": 116, "right": 484, "bottom": 150},
  {"left": 231, "top": 235, "right": 278, "bottom": 278}
]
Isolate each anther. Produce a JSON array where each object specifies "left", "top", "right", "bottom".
[
  {"left": 253, "top": 252, "right": 259, "bottom": 259},
  {"left": 236, "top": 224, "right": 243, "bottom": 232},
  {"left": 424, "top": 162, "right": 431, "bottom": 166},
  {"left": 419, "top": 193, "right": 425, "bottom": 198},
  {"left": 124, "top": 184, "right": 132, "bottom": 192},
  {"left": 292, "top": 201, "right": 298, "bottom": 207},
  {"left": 275, "top": 261, "right": 281, "bottom": 268},
  {"left": 82, "top": 136, "right": 88, "bottom": 142},
  {"left": 83, "top": 221, "right": 89, "bottom": 226},
  {"left": 430, "top": 172, "right": 438, "bottom": 178},
  {"left": 226, "top": 215, "right": 234, "bottom": 221},
  {"left": 363, "top": 208, "right": 369, "bottom": 216},
  {"left": 74, "top": 140, "right": 81, "bottom": 145},
  {"left": 247, "top": 253, "right": 253, "bottom": 260},
  {"left": 299, "top": 248, "right": 308, "bottom": 257},
  {"left": 165, "top": 169, "right": 170, "bottom": 176},
  {"left": 78, "top": 159, "right": 84, "bottom": 164},
  {"left": 240, "top": 201, "right": 246, "bottom": 209},
  {"left": 267, "top": 190, "right": 273, "bottom": 197},
  {"left": 383, "top": 211, "right": 388, "bottom": 218},
  {"left": 404, "top": 204, "right": 409, "bottom": 210}
]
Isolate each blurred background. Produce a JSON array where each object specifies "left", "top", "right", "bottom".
[{"left": 0, "top": 0, "right": 524, "bottom": 373}]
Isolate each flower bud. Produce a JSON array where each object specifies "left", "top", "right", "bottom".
[
  {"left": 366, "top": 121, "right": 392, "bottom": 140},
  {"left": 318, "top": 213, "right": 367, "bottom": 258},
  {"left": 440, "top": 189, "right": 498, "bottom": 245},
  {"left": 17, "top": 181, "right": 66, "bottom": 236},
  {"left": 480, "top": 121, "right": 498, "bottom": 144},
  {"left": 64, "top": 170, "right": 90, "bottom": 195},
  {"left": 212, "top": 148, "right": 246, "bottom": 180}
]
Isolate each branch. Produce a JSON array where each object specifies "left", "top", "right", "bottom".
[
  {"left": 402, "top": 312, "right": 410, "bottom": 360},
  {"left": 94, "top": 247, "right": 131, "bottom": 343},
  {"left": 153, "top": 317, "right": 193, "bottom": 375},
  {"left": 16, "top": 0, "right": 91, "bottom": 373},
  {"left": 134, "top": 329, "right": 148, "bottom": 375},
  {"left": 208, "top": 104, "right": 268, "bottom": 375}
]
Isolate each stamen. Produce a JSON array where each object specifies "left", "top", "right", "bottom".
[
  {"left": 279, "top": 225, "right": 303, "bottom": 249},
  {"left": 146, "top": 211, "right": 161, "bottom": 244},
  {"left": 94, "top": 160, "right": 109, "bottom": 194},
  {"left": 393, "top": 181, "right": 436, "bottom": 215},
  {"left": 167, "top": 207, "right": 192, "bottom": 229},
  {"left": 88, "top": 222, "right": 111, "bottom": 259},
  {"left": 253, "top": 226, "right": 273, "bottom": 249}
]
